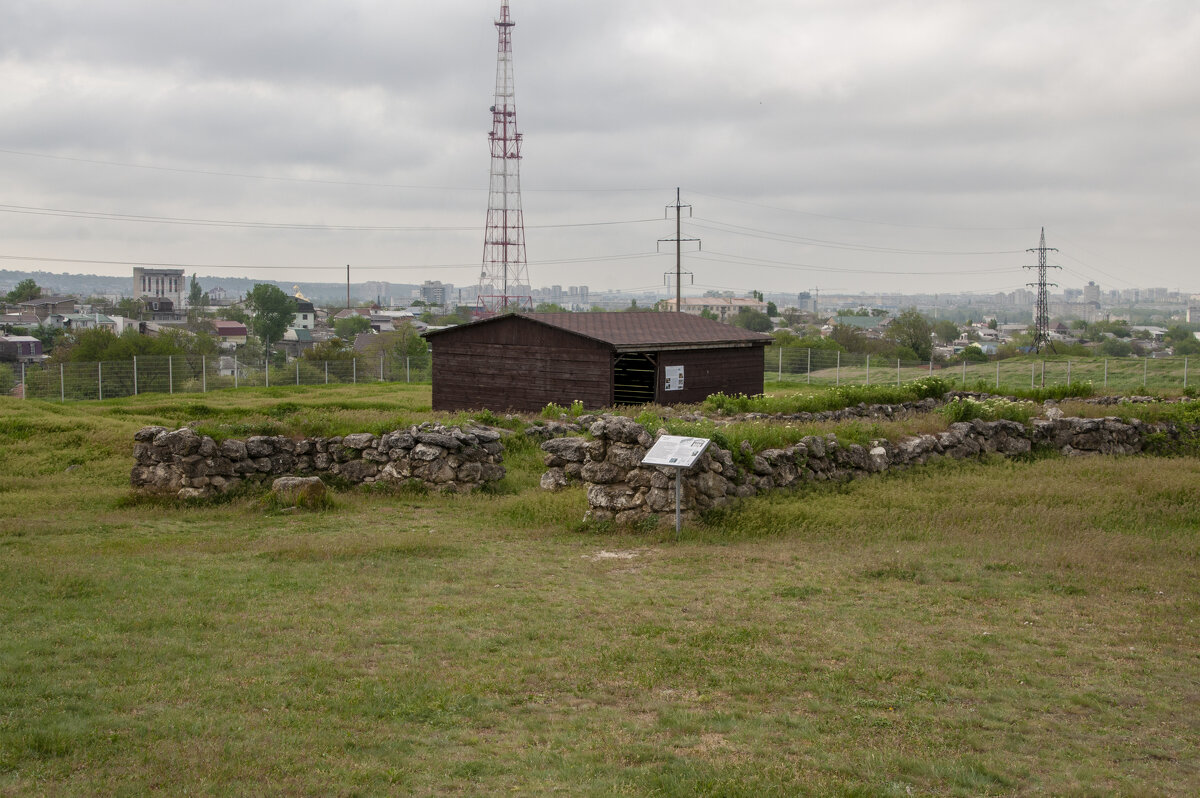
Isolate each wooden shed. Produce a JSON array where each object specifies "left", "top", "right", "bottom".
[{"left": 423, "top": 312, "right": 772, "bottom": 412}]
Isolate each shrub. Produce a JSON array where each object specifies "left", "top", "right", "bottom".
[{"left": 941, "top": 396, "right": 1037, "bottom": 424}]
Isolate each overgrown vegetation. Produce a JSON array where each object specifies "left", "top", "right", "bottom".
[
  {"left": 703, "top": 375, "right": 954, "bottom": 416},
  {"left": 1, "top": 384, "right": 1198, "bottom": 795}
]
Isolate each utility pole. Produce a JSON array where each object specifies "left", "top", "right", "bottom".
[
  {"left": 1024, "top": 228, "right": 1060, "bottom": 353},
  {"left": 658, "top": 188, "right": 699, "bottom": 312},
  {"left": 346, "top": 264, "right": 351, "bottom": 311}
]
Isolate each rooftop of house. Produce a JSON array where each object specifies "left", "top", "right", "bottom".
[{"left": 424, "top": 311, "right": 773, "bottom": 350}]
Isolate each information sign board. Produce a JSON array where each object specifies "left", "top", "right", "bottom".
[
  {"left": 664, "top": 365, "right": 685, "bottom": 391},
  {"left": 642, "top": 435, "right": 710, "bottom": 468}
]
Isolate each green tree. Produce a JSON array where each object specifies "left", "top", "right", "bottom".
[
  {"left": 732, "top": 308, "right": 773, "bottom": 333},
  {"left": 699, "top": 308, "right": 719, "bottom": 321},
  {"left": 766, "top": 301, "right": 778, "bottom": 317},
  {"left": 830, "top": 324, "right": 867, "bottom": 353},
  {"left": 955, "top": 345, "right": 989, "bottom": 363},
  {"left": 5, "top": 279, "right": 41, "bottom": 304},
  {"left": 885, "top": 308, "right": 934, "bottom": 361},
  {"left": 354, "top": 322, "right": 430, "bottom": 376},
  {"left": 1098, "top": 338, "right": 1133, "bottom": 357},
  {"left": 188, "top": 273, "right": 203, "bottom": 307},
  {"left": 246, "top": 284, "right": 296, "bottom": 347},
  {"left": 304, "top": 338, "right": 355, "bottom": 361},
  {"left": 116, "top": 298, "right": 144, "bottom": 319},
  {"left": 219, "top": 305, "right": 250, "bottom": 325},
  {"left": 334, "top": 314, "right": 372, "bottom": 340},
  {"left": 933, "top": 319, "right": 961, "bottom": 345},
  {"left": 535, "top": 302, "right": 568, "bottom": 313},
  {"left": 1165, "top": 325, "right": 1196, "bottom": 345},
  {"left": 1173, "top": 337, "right": 1200, "bottom": 356}
]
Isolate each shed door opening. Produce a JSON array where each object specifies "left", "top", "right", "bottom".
[{"left": 613, "top": 353, "right": 657, "bottom": 405}]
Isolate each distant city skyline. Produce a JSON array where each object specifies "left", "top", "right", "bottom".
[{"left": 2, "top": 1, "right": 1198, "bottom": 296}]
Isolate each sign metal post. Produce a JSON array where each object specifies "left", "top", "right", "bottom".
[{"left": 641, "top": 435, "right": 712, "bottom": 535}]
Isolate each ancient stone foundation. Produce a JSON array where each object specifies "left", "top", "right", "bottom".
[
  {"left": 132, "top": 423, "right": 506, "bottom": 499},
  {"left": 542, "top": 414, "right": 1173, "bottom": 526}
]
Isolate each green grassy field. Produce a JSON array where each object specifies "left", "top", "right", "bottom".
[
  {"left": 2, "top": 385, "right": 1198, "bottom": 796},
  {"left": 765, "top": 349, "right": 1196, "bottom": 395}
]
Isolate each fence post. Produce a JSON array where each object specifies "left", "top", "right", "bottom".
[
  {"left": 807, "top": 349, "right": 812, "bottom": 384},
  {"left": 353, "top": 358, "right": 357, "bottom": 384},
  {"left": 325, "top": 361, "right": 329, "bottom": 385},
  {"left": 778, "top": 347, "right": 782, "bottom": 383},
  {"left": 98, "top": 362, "right": 103, "bottom": 401},
  {"left": 234, "top": 356, "right": 238, "bottom": 389},
  {"left": 406, "top": 357, "right": 410, "bottom": 383},
  {"left": 996, "top": 360, "right": 1000, "bottom": 390},
  {"left": 1067, "top": 360, "right": 1071, "bottom": 386},
  {"left": 168, "top": 356, "right": 174, "bottom": 394},
  {"left": 836, "top": 351, "right": 840, "bottom": 386},
  {"left": 381, "top": 353, "right": 386, "bottom": 382},
  {"left": 928, "top": 357, "right": 932, "bottom": 376},
  {"left": 60, "top": 363, "right": 65, "bottom": 402},
  {"left": 20, "top": 363, "right": 25, "bottom": 400},
  {"left": 897, "top": 358, "right": 901, "bottom": 387},
  {"left": 1185, "top": 357, "right": 1189, "bottom": 390},
  {"left": 1040, "top": 360, "right": 1045, "bottom": 388},
  {"left": 296, "top": 361, "right": 300, "bottom": 386},
  {"left": 133, "top": 355, "right": 138, "bottom": 396},
  {"left": 1144, "top": 357, "right": 1148, "bottom": 389},
  {"left": 1104, "top": 359, "right": 1108, "bottom": 389},
  {"left": 265, "top": 357, "right": 269, "bottom": 388},
  {"left": 962, "top": 359, "right": 966, "bottom": 386},
  {"left": 866, "top": 355, "right": 870, "bottom": 386},
  {"left": 202, "top": 355, "right": 206, "bottom": 393}
]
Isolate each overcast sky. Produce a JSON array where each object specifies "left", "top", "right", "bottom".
[{"left": 2, "top": 0, "right": 1198, "bottom": 299}]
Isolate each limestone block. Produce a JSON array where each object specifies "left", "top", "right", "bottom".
[
  {"left": 134, "top": 426, "right": 168, "bottom": 442},
  {"left": 245, "top": 436, "right": 274, "bottom": 458},
  {"left": 607, "top": 442, "right": 647, "bottom": 470},
  {"left": 587, "top": 484, "right": 645, "bottom": 512},
  {"left": 338, "top": 459, "right": 379, "bottom": 482},
  {"left": 540, "top": 468, "right": 569, "bottom": 491},
  {"left": 220, "top": 439, "right": 248, "bottom": 460},
  {"left": 157, "top": 428, "right": 203, "bottom": 457},
  {"left": 411, "top": 443, "right": 443, "bottom": 462},
  {"left": 417, "top": 432, "right": 461, "bottom": 449},
  {"left": 342, "top": 433, "right": 378, "bottom": 450},
  {"left": 271, "top": 476, "right": 326, "bottom": 505},
  {"left": 581, "top": 460, "right": 627, "bottom": 485},
  {"left": 542, "top": 437, "right": 589, "bottom": 463}
]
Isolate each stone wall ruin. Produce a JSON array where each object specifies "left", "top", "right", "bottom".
[
  {"left": 543, "top": 413, "right": 1180, "bottom": 526},
  {"left": 131, "top": 423, "right": 506, "bottom": 499}
]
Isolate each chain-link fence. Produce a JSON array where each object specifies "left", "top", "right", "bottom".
[
  {"left": 8, "top": 347, "right": 1193, "bottom": 402},
  {"left": 12, "top": 353, "right": 432, "bottom": 401},
  {"left": 764, "top": 346, "right": 1194, "bottom": 394}
]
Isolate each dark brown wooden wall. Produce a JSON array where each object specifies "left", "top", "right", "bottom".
[
  {"left": 652, "top": 346, "right": 766, "bottom": 405},
  {"left": 429, "top": 318, "right": 613, "bottom": 412}
]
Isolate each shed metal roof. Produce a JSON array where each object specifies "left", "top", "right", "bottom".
[{"left": 424, "top": 311, "right": 772, "bottom": 352}]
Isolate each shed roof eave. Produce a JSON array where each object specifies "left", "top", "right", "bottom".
[{"left": 613, "top": 340, "right": 770, "bottom": 354}]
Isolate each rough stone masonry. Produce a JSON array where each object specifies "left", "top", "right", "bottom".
[
  {"left": 131, "top": 423, "right": 506, "bottom": 499},
  {"left": 542, "top": 413, "right": 1180, "bottom": 526}
]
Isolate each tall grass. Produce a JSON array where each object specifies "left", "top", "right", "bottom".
[{"left": 1, "top": 387, "right": 1198, "bottom": 794}]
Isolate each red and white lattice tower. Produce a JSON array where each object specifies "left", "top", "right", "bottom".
[{"left": 478, "top": 0, "right": 532, "bottom": 313}]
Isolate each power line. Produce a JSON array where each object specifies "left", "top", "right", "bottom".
[
  {"left": 692, "top": 249, "right": 1017, "bottom": 276},
  {"left": 686, "top": 189, "right": 1029, "bottom": 232},
  {"left": 0, "top": 250, "right": 661, "bottom": 273},
  {"left": 686, "top": 217, "right": 1024, "bottom": 255},
  {"left": 0, "top": 203, "right": 660, "bottom": 232},
  {"left": 0, "top": 147, "right": 665, "bottom": 194}
]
